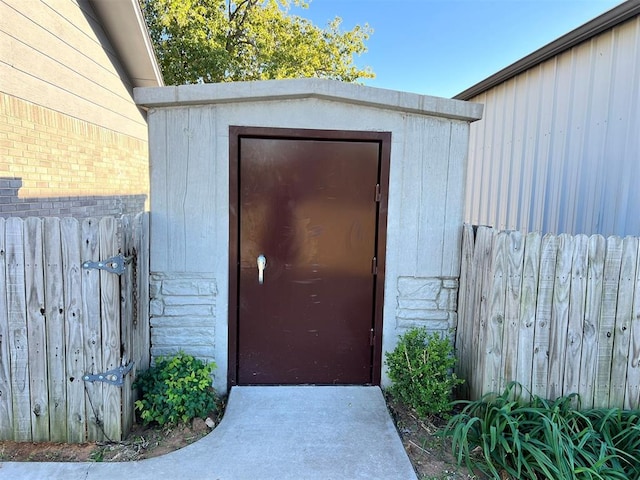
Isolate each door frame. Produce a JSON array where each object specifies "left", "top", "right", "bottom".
[{"left": 228, "top": 126, "right": 391, "bottom": 388}]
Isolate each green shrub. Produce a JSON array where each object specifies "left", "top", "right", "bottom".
[
  {"left": 446, "top": 382, "right": 640, "bottom": 480},
  {"left": 385, "top": 327, "right": 463, "bottom": 417},
  {"left": 133, "top": 352, "right": 218, "bottom": 426}
]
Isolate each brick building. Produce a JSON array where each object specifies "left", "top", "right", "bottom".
[{"left": 0, "top": 0, "right": 163, "bottom": 218}]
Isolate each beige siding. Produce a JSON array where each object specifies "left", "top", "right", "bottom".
[
  {"left": 465, "top": 15, "right": 640, "bottom": 236},
  {"left": 0, "top": 0, "right": 147, "bottom": 141}
]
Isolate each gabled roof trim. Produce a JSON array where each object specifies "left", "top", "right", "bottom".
[
  {"left": 134, "top": 78, "right": 483, "bottom": 122},
  {"left": 454, "top": 0, "right": 640, "bottom": 100}
]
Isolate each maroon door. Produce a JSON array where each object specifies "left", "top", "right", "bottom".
[{"left": 235, "top": 134, "right": 383, "bottom": 385}]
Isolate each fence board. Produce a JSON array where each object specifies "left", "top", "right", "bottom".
[
  {"left": 120, "top": 214, "right": 134, "bottom": 436},
  {"left": 6, "top": 218, "right": 31, "bottom": 441},
  {"left": 44, "top": 217, "right": 67, "bottom": 441},
  {"left": 99, "top": 216, "right": 122, "bottom": 441},
  {"left": 609, "top": 237, "right": 637, "bottom": 406},
  {"left": 455, "top": 224, "right": 475, "bottom": 399},
  {"left": 135, "top": 212, "right": 151, "bottom": 373},
  {"left": 625, "top": 240, "right": 640, "bottom": 409},
  {"left": 580, "top": 235, "right": 606, "bottom": 408},
  {"left": 81, "top": 218, "right": 104, "bottom": 441},
  {"left": 594, "top": 237, "right": 623, "bottom": 407},
  {"left": 532, "top": 235, "right": 557, "bottom": 398},
  {"left": 564, "top": 235, "right": 588, "bottom": 401},
  {"left": 484, "top": 232, "right": 507, "bottom": 395},
  {"left": 501, "top": 231, "right": 524, "bottom": 393},
  {"left": 24, "top": 218, "right": 50, "bottom": 441},
  {"left": 547, "top": 234, "right": 572, "bottom": 400},
  {"left": 0, "top": 218, "right": 13, "bottom": 438},
  {"left": 471, "top": 227, "right": 494, "bottom": 399},
  {"left": 459, "top": 225, "right": 640, "bottom": 410},
  {"left": 61, "top": 217, "right": 86, "bottom": 443},
  {"left": 517, "top": 232, "right": 541, "bottom": 396}
]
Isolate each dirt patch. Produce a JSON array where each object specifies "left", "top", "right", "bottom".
[
  {"left": 385, "top": 394, "right": 485, "bottom": 480},
  {"left": 0, "top": 417, "right": 213, "bottom": 463},
  {"left": 0, "top": 395, "right": 483, "bottom": 479},
  {"left": 0, "top": 402, "right": 222, "bottom": 464}
]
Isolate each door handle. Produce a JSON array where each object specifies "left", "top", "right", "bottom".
[{"left": 257, "top": 254, "right": 267, "bottom": 284}]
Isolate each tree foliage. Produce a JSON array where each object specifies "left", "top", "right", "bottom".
[{"left": 140, "top": 0, "right": 374, "bottom": 85}]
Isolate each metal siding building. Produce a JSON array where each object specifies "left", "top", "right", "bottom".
[{"left": 457, "top": 1, "right": 640, "bottom": 236}]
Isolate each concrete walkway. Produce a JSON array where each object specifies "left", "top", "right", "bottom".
[{"left": 0, "top": 386, "right": 418, "bottom": 480}]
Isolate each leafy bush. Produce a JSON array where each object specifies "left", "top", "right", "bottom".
[
  {"left": 446, "top": 382, "right": 640, "bottom": 480},
  {"left": 385, "top": 327, "right": 463, "bottom": 417},
  {"left": 134, "top": 352, "right": 218, "bottom": 426}
]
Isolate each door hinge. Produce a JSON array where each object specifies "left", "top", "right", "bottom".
[
  {"left": 374, "top": 184, "right": 381, "bottom": 202},
  {"left": 82, "top": 254, "right": 132, "bottom": 275},
  {"left": 372, "top": 257, "right": 378, "bottom": 275},
  {"left": 82, "top": 362, "right": 133, "bottom": 387},
  {"left": 369, "top": 328, "right": 375, "bottom": 346}
]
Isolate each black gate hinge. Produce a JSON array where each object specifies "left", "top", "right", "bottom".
[
  {"left": 83, "top": 362, "right": 133, "bottom": 387},
  {"left": 82, "top": 254, "right": 132, "bottom": 275}
]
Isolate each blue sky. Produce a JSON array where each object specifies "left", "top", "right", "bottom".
[{"left": 291, "top": 0, "right": 624, "bottom": 98}]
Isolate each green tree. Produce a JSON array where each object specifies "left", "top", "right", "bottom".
[{"left": 140, "top": 0, "right": 374, "bottom": 85}]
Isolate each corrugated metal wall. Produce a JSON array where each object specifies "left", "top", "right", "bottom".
[{"left": 465, "top": 15, "right": 640, "bottom": 236}]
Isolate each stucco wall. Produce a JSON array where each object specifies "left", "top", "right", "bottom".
[{"left": 136, "top": 79, "right": 482, "bottom": 393}]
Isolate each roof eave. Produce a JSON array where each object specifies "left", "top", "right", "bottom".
[
  {"left": 135, "top": 78, "right": 484, "bottom": 122},
  {"left": 89, "top": 0, "right": 164, "bottom": 88},
  {"left": 454, "top": 0, "right": 640, "bottom": 100}
]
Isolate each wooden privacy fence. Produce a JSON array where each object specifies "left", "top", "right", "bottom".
[
  {"left": 0, "top": 213, "right": 150, "bottom": 443},
  {"left": 456, "top": 224, "right": 640, "bottom": 410}
]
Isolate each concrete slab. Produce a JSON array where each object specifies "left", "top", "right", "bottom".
[{"left": 0, "top": 386, "right": 417, "bottom": 480}]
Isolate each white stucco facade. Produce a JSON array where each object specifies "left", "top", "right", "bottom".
[{"left": 135, "top": 79, "right": 482, "bottom": 393}]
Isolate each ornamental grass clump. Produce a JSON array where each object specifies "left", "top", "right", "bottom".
[
  {"left": 446, "top": 382, "right": 640, "bottom": 480},
  {"left": 385, "top": 327, "right": 463, "bottom": 417},
  {"left": 134, "top": 352, "right": 218, "bottom": 426}
]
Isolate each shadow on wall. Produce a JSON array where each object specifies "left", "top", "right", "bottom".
[{"left": 0, "top": 177, "right": 146, "bottom": 218}]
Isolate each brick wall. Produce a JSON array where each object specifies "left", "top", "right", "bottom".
[
  {"left": 0, "top": 93, "right": 149, "bottom": 216},
  {"left": 0, "top": 177, "right": 145, "bottom": 217}
]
